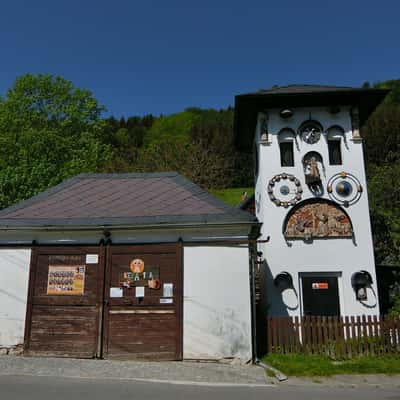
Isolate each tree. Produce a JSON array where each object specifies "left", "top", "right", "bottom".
[
  {"left": 0, "top": 74, "right": 110, "bottom": 208},
  {"left": 362, "top": 79, "right": 400, "bottom": 265}
]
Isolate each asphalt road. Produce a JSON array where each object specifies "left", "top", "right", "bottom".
[{"left": 0, "top": 375, "right": 399, "bottom": 400}]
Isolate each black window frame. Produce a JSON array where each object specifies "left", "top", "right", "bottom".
[
  {"left": 280, "top": 141, "right": 294, "bottom": 167},
  {"left": 328, "top": 139, "right": 342, "bottom": 165}
]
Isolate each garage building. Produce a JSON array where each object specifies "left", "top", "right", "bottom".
[{"left": 0, "top": 172, "right": 259, "bottom": 361}]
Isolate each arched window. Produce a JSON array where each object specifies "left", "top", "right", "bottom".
[
  {"left": 278, "top": 128, "right": 295, "bottom": 167},
  {"left": 327, "top": 126, "right": 344, "bottom": 165}
]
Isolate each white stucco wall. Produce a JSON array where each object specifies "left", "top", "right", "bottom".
[
  {"left": 183, "top": 246, "right": 252, "bottom": 361},
  {"left": 0, "top": 249, "right": 31, "bottom": 347},
  {"left": 255, "top": 107, "right": 379, "bottom": 318}
]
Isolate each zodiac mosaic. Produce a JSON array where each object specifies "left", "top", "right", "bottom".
[{"left": 284, "top": 200, "right": 353, "bottom": 240}]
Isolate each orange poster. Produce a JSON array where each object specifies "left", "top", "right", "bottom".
[{"left": 47, "top": 265, "right": 85, "bottom": 295}]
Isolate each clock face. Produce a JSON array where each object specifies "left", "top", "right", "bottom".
[{"left": 299, "top": 122, "right": 322, "bottom": 144}]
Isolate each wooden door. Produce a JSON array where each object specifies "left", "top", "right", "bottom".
[
  {"left": 25, "top": 246, "right": 104, "bottom": 358},
  {"left": 102, "top": 244, "right": 182, "bottom": 360}
]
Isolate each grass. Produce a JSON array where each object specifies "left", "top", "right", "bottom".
[
  {"left": 209, "top": 187, "right": 254, "bottom": 206},
  {"left": 262, "top": 353, "right": 400, "bottom": 377}
]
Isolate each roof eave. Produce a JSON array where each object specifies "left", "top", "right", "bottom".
[{"left": 0, "top": 220, "right": 260, "bottom": 232}]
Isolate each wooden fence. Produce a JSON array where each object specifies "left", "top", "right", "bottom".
[{"left": 266, "top": 315, "right": 400, "bottom": 358}]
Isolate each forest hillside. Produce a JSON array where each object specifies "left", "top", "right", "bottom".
[{"left": 0, "top": 74, "right": 399, "bottom": 267}]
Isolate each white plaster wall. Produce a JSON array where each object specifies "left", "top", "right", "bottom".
[
  {"left": 0, "top": 249, "right": 31, "bottom": 347},
  {"left": 183, "top": 246, "right": 252, "bottom": 361},
  {"left": 255, "top": 107, "right": 379, "bottom": 318}
]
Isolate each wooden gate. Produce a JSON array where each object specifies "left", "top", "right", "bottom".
[
  {"left": 24, "top": 246, "right": 104, "bottom": 358},
  {"left": 102, "top": 244, "right": 183, "bottom": 360},
  {"left": 25, "top": 243, "right": 182, "bottom": 360}
]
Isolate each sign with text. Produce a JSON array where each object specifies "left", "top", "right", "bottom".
[
  {"left": 312, "top": 282, "right": 329, "bottom": 290},
  {"left": 47, "top": 265, "right": 85, "bottom": 295}
]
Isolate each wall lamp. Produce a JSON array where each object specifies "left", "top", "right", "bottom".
[
  {"left": 351, "top": 270, "right": 373, "bottom": 301},
  {"left": 274, "top": 271, "right": 293, "bottom": 291},
  {"left": 280, "top": 109, "right": 293, "bottom": 119}
]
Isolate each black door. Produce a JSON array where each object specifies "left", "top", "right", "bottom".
[{"left": 301, "top": 275, "right": 340, "bottom": 316}]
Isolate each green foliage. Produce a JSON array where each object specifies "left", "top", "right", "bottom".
[
  {"left": 363, "top": 79, "right": 400, "bottom": 265},
  {"left": 363, "top": 105, "right": 400, "bottom": 166},
  {"left": 0, "top": 74, "right": 110, "bottom": 208},
  {"left": 210, "top": 187, "right": 254, "bottom": 206},
  {"left": 262, "top": 353, "right": 400, "bottom": 376},
  {"left": 1, "top": 73, "right": 400, "bottom": 274},
  {"left": 99, "top": 106, "right": 252, "bottom": 189},
  {"left": 387, "top": 296, "right": 400, "bottom": 318},
  {"left": 144, "top": 109, "right": 200, "bottom": 146},
  {"left": 373, "top": 79, "right": 400, "bottom": 107}
]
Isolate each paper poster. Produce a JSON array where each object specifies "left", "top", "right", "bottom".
[
  {"left": 47, "top": 265, "right": 85, "bottom": 295},
  {"left": 110, "top": 287, "right": 123, "bottom": 298},
  {"left": 135, "top": 286, "right": 145, "bottom": 297},
  {"left": 163, "top": 283, "right": 173, "bottom": 297},
  {"left": 86, "top": 254, "right": 98, "bottom": 264}
]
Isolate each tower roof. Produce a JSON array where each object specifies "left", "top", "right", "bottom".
[{"left": 234, "top": 84, "right": 390, "bottom": 151}]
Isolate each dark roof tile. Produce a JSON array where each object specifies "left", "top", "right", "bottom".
[{"left": 0, "top": 173, "right": 256, "bottom": 228}]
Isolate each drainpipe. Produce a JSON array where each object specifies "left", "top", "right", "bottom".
[
  {"left": 249, "top": 242, "right": 258, "bottom": 364},
  {"left": 249, "top": 239, "right": 287, "bottom": 381}
]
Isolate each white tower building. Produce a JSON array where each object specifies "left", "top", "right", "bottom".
[{"left": 235, "top": 85, "right": 389, "bottom": 318}]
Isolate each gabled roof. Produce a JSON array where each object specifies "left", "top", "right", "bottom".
[
  {"left": 0, "top": 173, "right": 257, "bottom": 229},
  {"left": 234, "top": 84, "right": 390, "bottom": 151}
]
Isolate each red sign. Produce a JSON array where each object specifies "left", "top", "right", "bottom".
[{"left": 312, "top": 282, "right": 329, "bottom": 290}]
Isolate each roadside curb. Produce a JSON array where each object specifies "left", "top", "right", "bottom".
[
  {"left": 278, "top": 374, "right": 400, "bottom": 389},
  {"left": 0, "top": 371, "right": 276, "bottom": 388}
]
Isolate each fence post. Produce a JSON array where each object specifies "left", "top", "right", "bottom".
[
  {"left": 267, "top": 317, "right": 272, "bottom": 353},
  {"left": 367, "top": 315, "right": 373, "bottom": 356},
  {"left": 339, "top": 316, "right": 345, "bottom": 358},
  {"left": 301, "top": 316, "right": 306, "bottom": 353},
  {"left": 344, "top": 316, "right": 351, "bottom": 358},
  {"left": 294, "top": 315, "right": 300, "bottom": 353}
]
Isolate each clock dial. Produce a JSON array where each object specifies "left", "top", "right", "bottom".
[{"left": 299, "top": 121, "right": 322, "bottom": 144}]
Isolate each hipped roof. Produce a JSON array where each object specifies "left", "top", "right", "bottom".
[{"left": 0, "top": 173, "right": 257, "bottom": 229}]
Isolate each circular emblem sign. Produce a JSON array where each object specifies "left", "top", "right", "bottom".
[
  {"left": 130, "top": 258, "right": 145, "bottom": 273},
  {"left": 267, "top": 173, "right": 303, "bottom": 208},
  {"left": 327, "top": 172, "right": 362, "bottom": 206}
]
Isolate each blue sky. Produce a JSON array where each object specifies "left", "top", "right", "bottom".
[{"left": 0, "top": 0, "right": 398, "bottom": 117}]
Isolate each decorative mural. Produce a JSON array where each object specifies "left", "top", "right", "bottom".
[
  {"left": 284, "top": 200, "right": 353, "bottom": 240},
  {"left": 327, "top": 172, "right": 362, "bottom": 207},
  {"left": 268, "top": 173, "right": 303, "bottom": 208}
]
